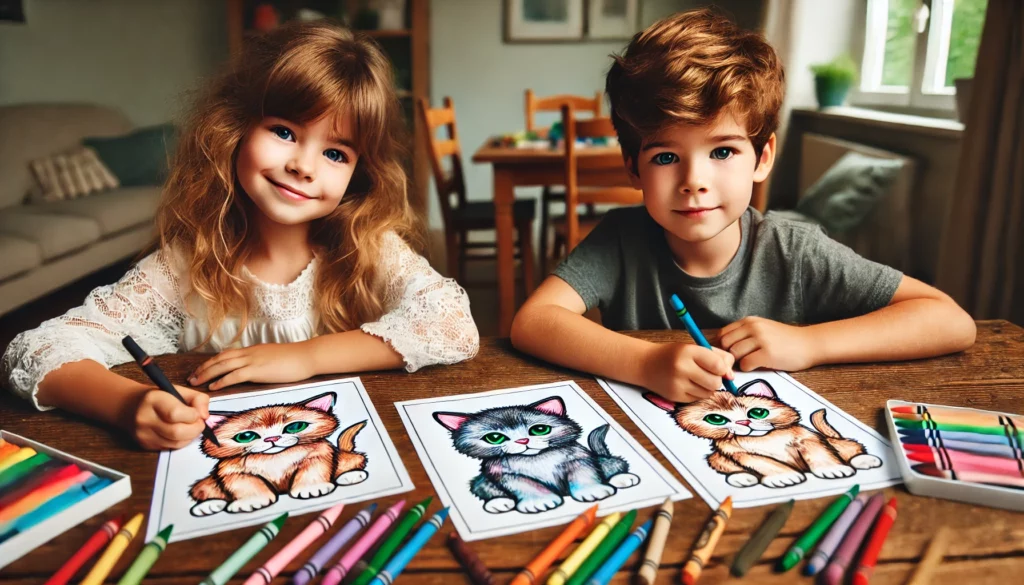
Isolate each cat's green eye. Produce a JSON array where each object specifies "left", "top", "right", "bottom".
[
  {"left": 483, "top": 432, "right": 509, "bottom": 445},
  {"left": 703, "top": 414, "right": 729, "bottom": 426},
  {"left": 529, "top": 424, "right": 551, "bottom": 436},
  {"left": 284, "top": 421, "right": 310, "bottom": 434},
  {"left": 233, "top": 431, "right": 260, "bottom": 443},
  {"left": 748, "top": 408, "right": 770, "bottom": 420}
]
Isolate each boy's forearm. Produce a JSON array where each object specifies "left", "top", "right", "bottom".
[
  {"left": 306, "top": 330, "right": 406, "bottom": 375},
  {"left": 36, "top": 360, "right": 150, "bottom": 429},
  {"left": 809, "top": 298, "right": 976, "bottom": 366}
]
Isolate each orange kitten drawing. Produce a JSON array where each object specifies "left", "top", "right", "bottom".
[
  {"left": 644, "top": 380, "right": 882, "bottom": 489},
  {"left": 189, "top": 392, "right": 368, "bottom": 516}
]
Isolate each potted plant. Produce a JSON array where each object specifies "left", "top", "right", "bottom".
[{"left": 810, "top": 55, "right": 858, "bottom": 108}]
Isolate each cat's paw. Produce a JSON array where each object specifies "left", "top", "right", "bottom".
[
  {"left": 570, "top": 483, "right": 616, "bottom": 503},
  {"left": 608, "top": 473, "right": 640, "bottom": 489},
  {"left": 336, "top": 470, "right": 369, "bottom": 486},
  {"left": 291, "top": 482, "right": 336, "bottom": 499},
  {"left": 516, "top": 493, "right": 563, "bottom": 514},
  {"left": 190, "top": 499, "right": 227, "bottom": 517},
  {"left": 726, "top": 472, "right": 759, "bottom": 488},
  {"left": 483, "top": 497, "right": 516, "bottom": 514},
  {"left": 760, "top": 471, "right": 806, "bottom": 488},
  {"left": 812, "top": 465, "right": 856, "bottom": 480},
  {"left": 850, "top": 454, "right": 883, "bottom": 469},
  {"left": 226, "top": 495, "right": 277, "bottom": 513}
]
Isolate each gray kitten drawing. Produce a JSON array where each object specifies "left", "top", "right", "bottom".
[{"left": 433, "top": 396, "right": 640, "bottom": 514}]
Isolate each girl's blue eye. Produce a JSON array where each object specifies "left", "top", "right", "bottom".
[
  {"left": 711, "top": 147, "right": 734, "bottom": 160},
  {"left": 271, "top": 126, "right": 294, "bottom": 141},
  {"left": 653, "top": 152, "right": 678, "bottom": 165},
  {"left": 324, "top": 149, "right": 345, "bottom": 163}
]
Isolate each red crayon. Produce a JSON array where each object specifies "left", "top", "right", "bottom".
[
  {"left": 852, "top": 498, "right": 898, "bottom": 585},
  {"left": 0, "top": 464, "right": 80, "bottom": 513},
  {"left": 43, "top": 515, "right": 124, "bottom": 585},
  {"left": 912, "top": 463, "right": 1024, "bottom": 489},
  {"left": 905, "top": 447, "right": 1024, "bottom": 477}
]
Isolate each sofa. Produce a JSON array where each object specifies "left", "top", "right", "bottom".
[{"left": 0, "top": 104, "right": 162, "bottom": 315}]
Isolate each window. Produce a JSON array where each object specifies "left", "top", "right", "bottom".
[{"left": 854, "top": 0, "right": 987, "bottom": 112}]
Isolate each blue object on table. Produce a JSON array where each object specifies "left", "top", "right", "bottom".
[
  {"left": 368, "top": 508, "right": 449, "bottom": 585},
  {"left": 669, "top": 294, "right": 739, "bottom": 395},
  {"left": 586, "top": 518, "right": 654, "bottom": 585}
]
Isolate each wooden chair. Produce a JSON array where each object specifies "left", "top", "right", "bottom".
[
  {"left": 525, "top": 89, "right": 603, "bottom": 269},
  {"left": 551, "top": 103, "right": 644, "bottom": 258},
  {"left": 416, "top": 96, "right": 536, "bottom": 293}
]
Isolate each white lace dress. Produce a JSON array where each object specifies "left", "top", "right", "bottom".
[{"left": 3, "top": 232, "right": 479, "bottom": 410}]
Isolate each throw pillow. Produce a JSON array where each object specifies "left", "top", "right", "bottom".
[
  {"left": 28, "top": 147, "right": 120, "bottom": 203},
  {"left": 83, "top": 123, "right": 177, "bottom": 187},
  {"left": 795, "top": 152, "right": 905, "bottom": 234}
]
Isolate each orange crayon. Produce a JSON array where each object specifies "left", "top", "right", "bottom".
[
  {"left": 0, "top": 441, "right": 18, "bottom": 464},
  {"left": 682, "top": 497, "right": 732, "bottom": 585},
  {"left": 891, "top": 404, "right": 1024, "bottom": 427},
  {"left": 509, "top": 505, "right": 598, "bottom": 585}
]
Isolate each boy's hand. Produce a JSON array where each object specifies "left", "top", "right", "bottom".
[
  {"left": 642, "top": 342, "right": 736, "bottom": 403},
  {"left": 189, "top": 342, "right": 316, "bottom": 391},
  {"left": 719, "top": 317, "right": 819, "bottom": 372},
  {"left": 132, "top": 386, "right": 210, "bottom": 451}
]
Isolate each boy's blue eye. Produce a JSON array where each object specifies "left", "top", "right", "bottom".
[
  {"left": 324, "top": 149, "right": 346, "bottom": 163},
  {"left": 711, "top": 147, "right": 734, "bottom": 160},
  {"left": 652, "top": 152, "right": 678, "bottom": 165},
  {"left": 271, "top": 126, "right": 294, "bottom": 141}
]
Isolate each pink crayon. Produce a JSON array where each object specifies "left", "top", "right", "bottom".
[
  {"left": 244, "top": 502, "right": 346, "bottom": 585},
  {"left": 905, "top": 446, "right": 1024, "bottom": 477},
  {"left": 321, "top": 500, "right": 406, "bottom": 585},
  {"left": 913, "top": 463, "right": 1024, "bottom": 489},
  {"left": 804, "top": 493, "right": 868, "bottom": 576},
  {"left": 821, "top": 493, "right": 884, "bottom": 585}
]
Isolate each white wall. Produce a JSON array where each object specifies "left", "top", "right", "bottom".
[{"left": 0, "top": 0, "right": 227, "bottom": 126}]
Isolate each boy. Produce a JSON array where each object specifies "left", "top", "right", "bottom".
[{"left": 510, "top": 9, "right": 976, "bottom": 403}]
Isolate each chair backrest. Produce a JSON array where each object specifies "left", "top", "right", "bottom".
[
  {"left": 561, "top": 103, "right": 643, "bottom": 252},
  {"left": 525, "top": 89, "right": 603, "bottom": 133},
  {"left": 416, "top": 96, "right": 466, "bottom": 231}
]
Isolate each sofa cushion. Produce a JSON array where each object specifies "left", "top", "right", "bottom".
[
  {"left": 0, "top": 104, "right": 133, "bottom": 210},
  {"left": 43, "top": 186, "right": 161, "bottom": 236},
  {"left": 0, "top": 207, "right": 102, "bottom": 261},
  {"left": 0, "top": 234, "right": 42, "bottom": 281},
  {"left": 83, "top": 124, "right": 177, "bottom": 187}
]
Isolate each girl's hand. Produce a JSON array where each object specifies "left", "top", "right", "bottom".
[
  {"left": 641, "top": 342, "right": 736, "bottom": 403},
  {"left": 719, "top": 317, "right": 820, "bottom": 372},
  {"left": 131, "top": 386, "right": 210, "bottom": 451},
  {"left": 189, "top": 342, "right": 316, "bottom": 390}
]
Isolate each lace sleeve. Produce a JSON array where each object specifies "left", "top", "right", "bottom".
[
  {"left": 361, "top": 233, "right": 479, "bottom": 372},
  {"left": 3, "top": 250, "right": 188, "bottom": 410}
]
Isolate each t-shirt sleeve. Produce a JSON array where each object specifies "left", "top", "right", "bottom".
[
  {"left": 797, "top": 225, "right": 904, "bottom": 323},
  {"left": 551, "top": 213, "right": 623, "bottom": 310}
]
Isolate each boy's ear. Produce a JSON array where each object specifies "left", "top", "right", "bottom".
[
  {"left": 753, "top": 133, "right": 777, "bottom": 183},
  {"left": 623, "top": 155, "right": 642, "bottom": 189}
]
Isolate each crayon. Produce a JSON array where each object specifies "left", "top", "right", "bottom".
[
  {"left": 906, "top": 526, "right": 952, "bottom": 585},
  {"left": 732, "top": 499, "right": 794, "bottom": 577},
  {"left": 894, "top": 418, "right": 1024, "bottom": 438},
  {"left": 291, "top": 503, "right": 377, "bottom": 585},
  {"left": 682, "top": 497, "right": 732, "bottom": 585},
  {"left": 0, "top": 440, "right": 19, "bottom": 464},
  {"left": 586, "top": 518, "right": 653, "bottom": 585},
  {"left": 117, "top": 524, "right": 174, "bottom": 585},
  {"left": 899, "top": 434, "right": 1021, "bottom": 458},
  {"left": 912, "top": 463, "right": 1024, "bottom": 488},
  {"left": 352, "top": 497, "right": 433, "bottom": 585},
  {"left": 0, "top": 447, "right": 36, "bottom": 473},
  {"left": 636, "top": 498, "right": 673, "bottom": 585},
  {"left": 200, "top": 513, "right": 288, "bottom": 585},
  {"left": 80, "top": 513, "right": 145, "bottom": 585},
  {"left": 547, "top": 512, "right": 622, "bottom": 585},
  {"left": 510, "top": 505, "right": 598, "bottom": 585},
  {"left": 778, "top": 484, "right": 859, "bottom": 572},
  {"left": 670, "top": 294, "right": 738, "bottom": 394},
  {"left": 820, "top": 493, "right": 885, "bottom": 585},
  {"left": 447, "top": 532, "right": 495, "bottom": 585},
  {"left": 321, "top": 500, "right": 406, "bottom": 585},
  {"left": 890, "top": 404, "right": 1024, "bottom": 426},
  {"left": 899, "top": 427, "right": 1018, "bottom": 445},
  {"left": 0, "top": 463, "right": 79, "bottom": 512},
  {"left": 0, "top": 452, "right": 53, "bottom": 491},
  {"left": 244, "top": 502, "right": 345, "bottom": 585},
  {"left": 367, "top": 508, "right": 449, "bottom": 585},
  {"left": 0, "top": 469, "right": 93, "bottom": 524},
  {"left": 804, "top": 494, "right": 867, "bottom": 576},
  {"left": 566, "top": 509, "right": 637, "bottom": 585},
  {"left": 905, "top": 445, "right": 1024, "bottom": 476},
  {"left": 852, "top": 497, "right": 898, "bottom": 585},
  {"left": 43, "top": 514, "right": 124, "bottom": 585},
  {"left": 0, "top": 476, "right": 111, "bottom": 543}
]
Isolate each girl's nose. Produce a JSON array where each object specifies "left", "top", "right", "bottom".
[{"left": 286, "top": 156, "right": 315, "bottom": 181}]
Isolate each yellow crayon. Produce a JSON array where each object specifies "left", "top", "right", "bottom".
[
  {"left": 0, "top": 447, "right": 36, "bottom": 473},
  {"left": 546, "top": 512, "right": 622, "bottom": 585},
  {"left": 80, "top": 513, "right": 144, "bottom": 585}
]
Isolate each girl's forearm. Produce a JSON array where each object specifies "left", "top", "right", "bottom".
[
  {"left": 306, "top": 330, "right": 405, "bottom": 374},
  {"left": 36, "top": 360, "right": 151, "bottom": 429}
]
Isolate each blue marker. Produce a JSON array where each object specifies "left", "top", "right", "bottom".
[
  {"left": 669, "top": 294, "right": 738, "bottom": 394},
  {"left": 586, "top": 518, "right": 654, "bottom": 585},
  {"left": 368, "top": 508, "right": 449, "bottom": 585}
]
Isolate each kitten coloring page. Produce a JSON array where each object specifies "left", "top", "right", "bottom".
[
  {"left": 147, "top": 378, "right": 413, "bottom": 542},
  {"left": 598, "top": 372, "right": 902, "bottom": 509},
  {"left": 395, "top": 381, "right": 689, "bottom": 541}
]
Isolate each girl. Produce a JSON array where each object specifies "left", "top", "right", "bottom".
[{"left": 3, "top": 22, "right": 479, "bottom": 451}]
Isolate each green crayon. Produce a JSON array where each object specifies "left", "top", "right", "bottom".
[
  {"left": 565, "top": 509, "right": 638, "bottom": 585},
  {"left": 200, "top": 513, "right": 287, "bottom": 585},
  {"left": 351, "top": 496, "right": 433, "bottom": 585},
  {"left": 0, "top": 452, "right": 52, "bottom": 491},
  {"left": 778, "top": 485, "right": 859, "bottom": 572},
  {"left": 117, "top": 525, "right": 173, "bottom": 585},
  {"left": 894, "top": 418, "right": 1024, "bottom": 438}
]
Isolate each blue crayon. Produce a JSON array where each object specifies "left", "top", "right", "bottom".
[
  {"left": 898, "top": 428, "right": 1017, "bottom": 446},
  {"left": 368, "top": 508, "right": 449, "bottom": 585},
  {"left": 586, "top": 518, "right": 654, "bottom": 585},
  {"left": 669, "top": 294, "right": 738, "bottom": 394},
  {"left": 0, "top": 475, "right": 111, "bottom": 543}
]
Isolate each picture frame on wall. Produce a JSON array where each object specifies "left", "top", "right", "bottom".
[
  {"left": 587, "top": 0, "right": 639, "bottom": 40},
  {"left": 504, "top": 0, "right": 585, "bottom": 43}
]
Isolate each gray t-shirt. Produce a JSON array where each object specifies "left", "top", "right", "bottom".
[{"left": 553, "top": 206, "right": 903, "bottom": 330}]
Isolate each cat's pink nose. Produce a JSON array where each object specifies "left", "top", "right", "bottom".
[
  {"left": 735, "top": 420, "right": 751, "bottom": 426},
  {"left": 516, "top": 438, "right": 529, "bottom": 444},
  {"left": 264, "top": 436, "right": 281, "bottom": 443}
]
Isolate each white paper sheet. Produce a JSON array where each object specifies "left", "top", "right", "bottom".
[
  {"left": 395, "top": 380, "right": 689, "bottom": 541},
  {"left": 598, "top": 372, "right": 902, "bottom": 509},
  {"left": 147, "top": 378, "right": 413, "bottom": 542}
]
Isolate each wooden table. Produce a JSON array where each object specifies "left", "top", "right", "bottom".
[
  {"left": 472, "top": 142, "right": 626, "bottom": 336},
  {"left": 3, "top": 323, "right": 1024, "bottom": 584}
]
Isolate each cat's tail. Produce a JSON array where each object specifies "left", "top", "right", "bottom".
[
  {"left": 810, "top": 409, "right": 842, "bottom": 439},
  {"left": 588, "top": 424, "right": 613, "bottom": 456},
  {"left": 337, "top": 420, "right": 367, "bottom": 452}
]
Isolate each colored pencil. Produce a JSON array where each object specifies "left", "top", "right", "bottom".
[
  {"left": 200, "top": 513, "right": 288, "bottom": 585},
  {"left": 0, "top": 463, "right": 79, "bottom": 512},
  {"left": 291, "top": 503, "right": 377, "bottom": 585},
  {"left": 352, "top": 497, "right": 433, "bottom": 585},
  {"left": 899, "top": 434, "right": 1021, "bottom": 458},
  {"left": 804, "top": 494, "right": 867, "bottom": 576},
  {"left": 586, "top": 518, "right": 653, "bottom": 585},
  {"left": 43, "top": 514, "right": 124, "bottom": 585},
  {"left": 321, "top": 499, "right": 406, "bottom": 585},
  {"left": 778, "top": 484, "right": 859, "bottom": 572},
  {"left": 0, "top": 476, "right": 111, "bottom": 543},
  {"left": 894, "top": 418, "right": 1024, "bottom": 438},
  {"left": 566, "top": 509, "right": 637, "bottom": 585},
  {"left": 116, "top": 524, "right": 173, "bottom": 585},
  {"left": 732, "top": 499, "right": 794, "bottom": 577},
  {"left": 547, "top": 512, "right": 622, "bottom": 585},
  {"left": 912, "top": 463, "right": 1024, "bottom": 488},
  {"left": 852, "top": 497, "right": 898, "bottom": 585},
  {"left": 0, "top": 469, "right": 93, "bottom": 524},
  {"left": 510, "top": 505, "right": 598, "bottom": 585},
  {"left": 906, "top": 526, "right": 952, "bottom": 585},
  {"left": 899, "top": 427, "right": 1018, "bottom": 446},
  {"left": 636, "top": 498, "right": 673, "bottom": 585},
  {"left": 890, "top": 404, "right": 1024, "bottom": 426},
  {"left": 447, "top": 532, "right": 495, "bottom": 585},
  {"left": 682, "top": 497, "right": 732, "bottom": 585},
  {"left": 0, "top": 452, "right": 53, "bottom": 491},
  {"left": 0, "top": 447, "right": 35, "bottom": 473},
  {"left": 121, "top": 335, "right": 220, "bottom": 446},
  {"left": 367, "top": 508, "right": 449, "bottom": 585},
  {"left": 80, "top": 512, "right": 145, "bottom": 585},
  {"left": 244, "top": 502, "right": 345, "bottom": 585},
  {"left": 0, "top": 440, "right": 18, "bottom": 464},
  {"left": 905, "top": 446, "right": 1024, "bottom": 476},
  {"left": 820, "top": 493, "right": 885, "bottom": 585},
  {"left": 670, "top": 294, "right": 738, "bottom": 394}
]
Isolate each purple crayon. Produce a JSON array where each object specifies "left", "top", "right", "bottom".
[
  {"left": 321, "top": 500, "right": 406, "bottom": 585},
  {"left": 821, "top": 493, "right": 885, "bottom": 585},
  {"left": 290, "top": 503, "right": 377, "bottom": 585},
  {"left": 804, "top": 494, "right": 867, "bottom": 576}
]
